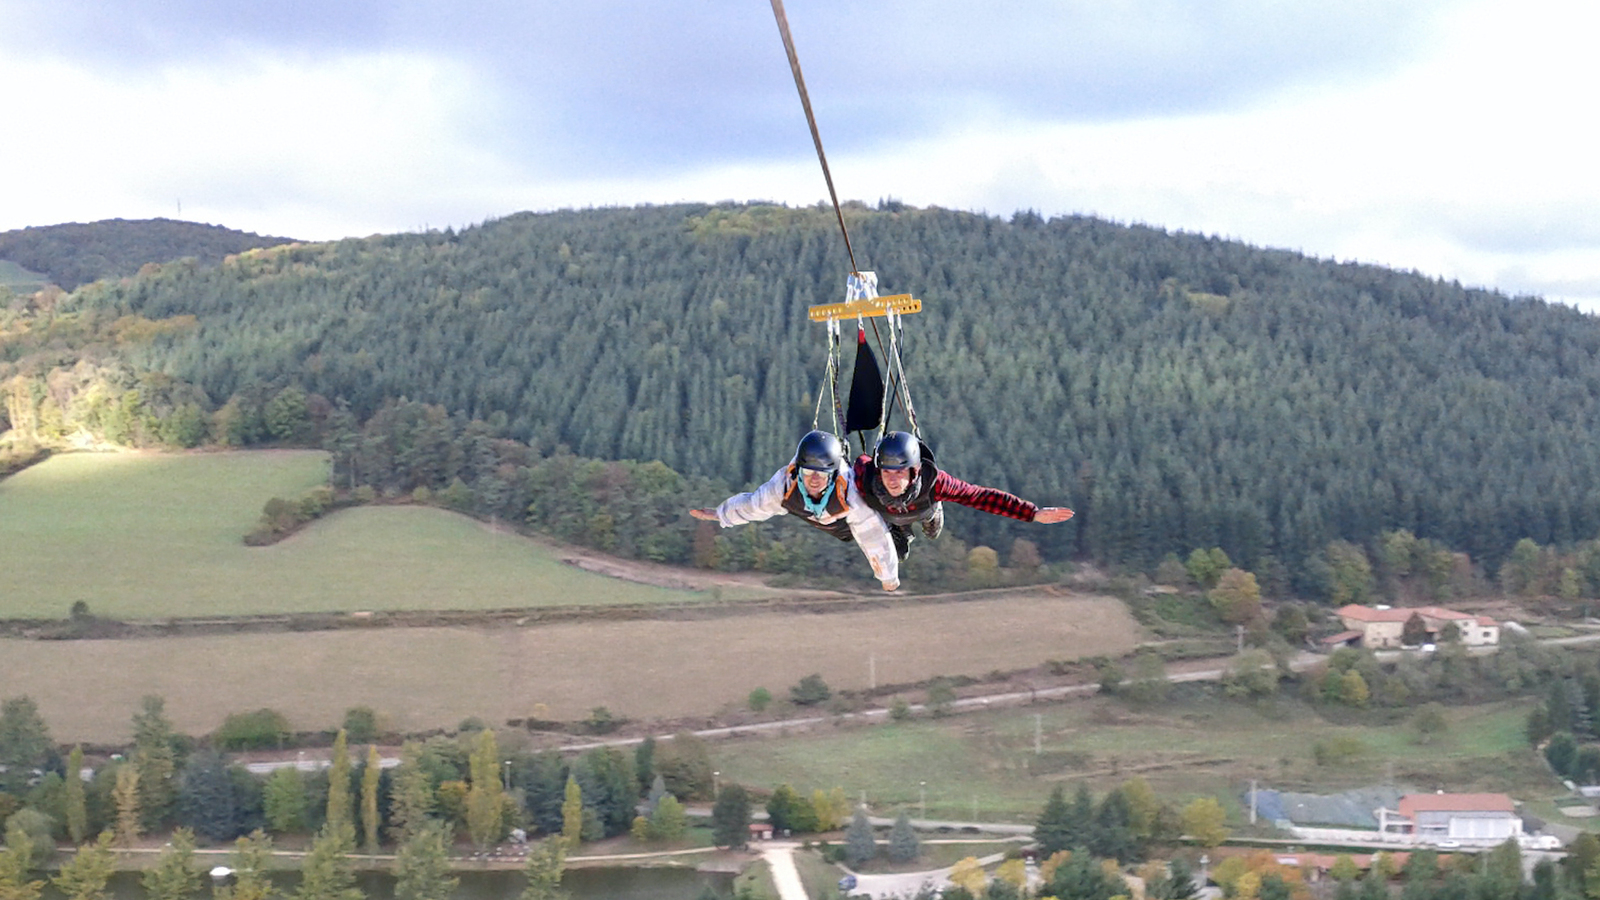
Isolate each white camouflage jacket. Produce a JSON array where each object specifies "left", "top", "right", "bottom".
[{"left": 713, "top": 460, "right": 900, "bottom": 587}]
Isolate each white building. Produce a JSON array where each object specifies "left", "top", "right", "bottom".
[{"left": 1377, "top": 793, "right": 1521, "bottom": 844}]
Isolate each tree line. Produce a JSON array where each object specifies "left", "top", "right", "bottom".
[
  {"left": 9, "top": 202, "right": 1600, "bottom": 597},
  {"left": 0, "top": 219, "right": 296, "bottom": 292}
]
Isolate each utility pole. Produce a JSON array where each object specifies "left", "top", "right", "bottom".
[
  {"left": 1249, "top": 780, "right": 1258, "bottom": 825},
  {"left": 1034, "top": 714, "right": 1043, "bottom": 755}
]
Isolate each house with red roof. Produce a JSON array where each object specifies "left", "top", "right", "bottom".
[
  {"left": 1376, "top": 793, "right": 1520, "bottom": 845},
  {"left": 1335, "top": 605, "right": 1499, "bottom": 649}
]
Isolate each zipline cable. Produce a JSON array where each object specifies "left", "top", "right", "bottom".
[{"left": 769, "top": 0, "right": 859, "bottom": 275}]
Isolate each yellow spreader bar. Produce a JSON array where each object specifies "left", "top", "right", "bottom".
[{"left": 807, "top": 293, "right": 922, "bottom": 323}]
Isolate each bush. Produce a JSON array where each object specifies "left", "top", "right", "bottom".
[
  {"left": 1312, "top": 735, "right": 1368, "bottom": 766},
  {"left": 926, "top": 678, "right": 957, "bottom": 717},
  {"left": 214, "top": 708, "right": 292, "bottom": 750},
  {"left": 342, "top": 706, "right": 379, "bottom": 743},
  {"left": 587, "top": 707, "right": 618, "bottom": 734},
  {"left": 790, "top": 674, "right": 831, "bottom": 706}
]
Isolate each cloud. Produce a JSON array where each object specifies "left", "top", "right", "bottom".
[
  {"left": 2, "top": 0, "right": 1598, "bottom": 314},
  {"left": 5, "top": 0, "right": 1455, "bottom": 172},
  {"left": 0, "top": 47, "right": 512, "bottom": 238}
]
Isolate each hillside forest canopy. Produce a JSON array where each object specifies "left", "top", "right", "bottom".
[{"left": 6, "top": 202, "right": 1600, "bottom": 599}]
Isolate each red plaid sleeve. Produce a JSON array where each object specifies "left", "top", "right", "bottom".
[{"left": 930, "top": 470, "right": 1038, "bottom": 521}]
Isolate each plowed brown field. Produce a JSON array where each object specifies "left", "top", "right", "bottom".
[{"left": 0, "top": 593, "right": 1141, "bottom": 744}]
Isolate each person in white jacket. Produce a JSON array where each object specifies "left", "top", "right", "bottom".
[{"left": 690, "top": 430, "right": 900, "bottom": 591}]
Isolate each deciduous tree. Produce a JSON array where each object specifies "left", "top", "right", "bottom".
[
  {"left": 466, "top": 730, "right": 504, "bottom": 849},
  {"left": 263, "top": 767, "right": 307, "bottom": 835},
  {"left": 1181, "top": 797, "right": 1228, "bottom": 848},
  {"left": 560, "top": 777, "right": 582, "bottom": 849},
  {"left": 650, "top": 795, "right": 686, "bottom": 842},
  {"left": 360, "top": 745, "right": 382, "bottom": 852},
  {"left": 387, "top": 742, "right": 434, "bottom": 842},
  {"left": 325, "top": 730, "right": 352, "bottom": 842},
  {"left": 64, "top": 746, "right": 88, "bottom": 845}
]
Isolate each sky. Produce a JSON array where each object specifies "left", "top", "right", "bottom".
[{"left": 3, "top": 0, "right": 1598, "bottom": 312}]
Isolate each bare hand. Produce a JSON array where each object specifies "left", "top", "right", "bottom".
[
  {"left": 689, "top": 508, "right": 718, "bottom": 521},
  {"left": 1035, "top": 507, "right": 1075, "bottom": 524}
]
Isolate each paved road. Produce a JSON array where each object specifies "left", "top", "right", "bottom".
[
  {"left": 842, "top": 847, "right": 1019, "bottom": 899},
  {"left": 240, "top": 649, "right": 1331, "bottom": 778},
  {"left": 760, "top": 842, "right": 809, "bottom": 900}
]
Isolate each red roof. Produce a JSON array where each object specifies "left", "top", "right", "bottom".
[
  {"left": 1337, "top": 605, "right": 1417, "bottom": 623},
  {"left": 1397, "top": 793, "right": 1514, "bottom": 817},
  {"left": 1337, "top": 605, "right": 1495, "bottom": 627}
]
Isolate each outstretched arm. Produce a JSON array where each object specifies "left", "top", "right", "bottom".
[
  {"left": 929, "top": 471, "right": 1038, "bottom": 521},
  {"left": 689, "top": 467, "right": 790, "bottom": 527}
]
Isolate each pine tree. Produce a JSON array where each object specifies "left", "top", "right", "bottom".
[
  {"left": 844, "top": 808, "right": 876, "bottom": 867},
  {"left": 0, "top": 697, "right": 52, "bottom": 796},
  {"left": 709, "top": 784, "right": 750, "bottom": 850},
  {"left": 294, "top": 824, "right": 362, "bottom": 900},
  {"left": 520, "top": 837, "right": 567, "bottom": 900},
  {"left": 213, "top": 831, "right": 274, "bottom": 900},
  {"left": 1035, "top": 785, "right": 1075, "bottom": 857},
  {"left": 133, "top": 696, "right": 179, "bottom": 831},
  {"left": 887, "top": 810, "right": 920, "bottom": 863},
  {"left": 142, "top": 827, "right": 200, "bottom": 900},
  {"left": 52, "top": 831, "right": 117, "bottom": 900},
  {"left": 113, "top": 764, "right": 142, "bottom": 846},
  {"left": 393, "top": 823, "right": 457, "bottom": 900},
  {"left": 180, "top": 749, "right": 239, "bottom": 842},
  {"left": 0, "top": 827, "right": 44, "bottom": 900}
]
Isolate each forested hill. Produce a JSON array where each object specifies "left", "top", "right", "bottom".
[
  {"left": 0, "top": 218, "right": 297, "bottom": 291},
  {"left": 26, "top": 202, "right": 1600, "bottom": 588}
]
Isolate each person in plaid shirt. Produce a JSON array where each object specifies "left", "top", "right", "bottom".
[{"left": 853, "top": 431, "right": 1074, "bottom": 559}]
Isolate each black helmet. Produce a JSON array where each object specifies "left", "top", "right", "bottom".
[
  {"left": 796, "top": 430, "right": 845, "bottom": 471},
  {"left": 874, "top": 431, "right": 921, "bottom": 471}
]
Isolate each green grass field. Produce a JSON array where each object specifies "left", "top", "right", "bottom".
[
  {"left": 709, "top": 694, "right": 1552, "bottom": 823},
  {"left": 0, "top": 450, "right": 705, "bottom": 618},
  {"left": 0, "top": 259, "right": 50, "bottom": 293}
]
